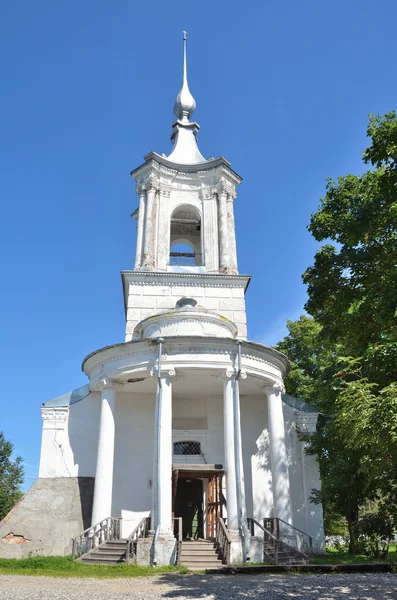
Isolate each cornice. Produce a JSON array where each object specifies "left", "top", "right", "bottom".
[
  {"left": 121, "top": 270, "right": 251, "bottom": 288},
  {"left": 81, "top": 336, "right": 289, "bottom": 378},
  {"left": 130, "top": 152, "right": 242, "bottom": 186}
]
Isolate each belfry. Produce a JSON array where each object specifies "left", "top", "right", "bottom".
[{"left": 0, "top": 35, "right": 324, "bottom": 567}]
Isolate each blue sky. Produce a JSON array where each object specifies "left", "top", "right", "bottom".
[{"left": 1, "top": 0, "right": 396, "bottom": 490}]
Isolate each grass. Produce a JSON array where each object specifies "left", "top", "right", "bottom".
[
  {"left": 312, "top": 545, "right": 396, "bottom": 565},
  {"left": 0, "top": 555, "right": 188, "bottom": 578}
]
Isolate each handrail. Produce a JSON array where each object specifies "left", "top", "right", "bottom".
[
  {"left": 247, "top": 517, "right": 278, "bottom": 564},
  {"left": 72, "top": 517, "right": 121, "bottom": 560},
  {"left": 276, "top": 517, "right": 314, "bottom": 543},
  {"left": 173, "top": 517, "right": 183, "bottom": 565},
  {"left": 263, "top": 517, "right": 313, "bottom": 560},
  {"left": 125, "top": 517, "right": 150, "bottom": 565},
  {"left": 215, "top": 517, "right": 231, "bottom": 565}
]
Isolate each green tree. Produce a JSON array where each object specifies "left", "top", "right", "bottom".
[
  {"left": 275, "top": 317, "right": 368, "bottom": 552},
  {"left": 303, "top": 111, "right": 397, "bottom": 382},
  {"left": 277, "top": 112, "right": 397, "bottom": 554},
  {"left": 0, "top": 431, "right": 24, "bottom": 521}
]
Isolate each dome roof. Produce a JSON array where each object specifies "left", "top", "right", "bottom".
[{"left": 132, "top": 297, "right": 238, "bottom": 341}]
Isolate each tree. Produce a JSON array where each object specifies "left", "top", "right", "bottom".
[
  {"left": 276, "top": 113, "right": 397, "bottom": 553},
  {"left": 0, "top": 431, "right": 24, "bottom": 521},
  {"left": 275, "top": 317, "right": 369, "bottom": 553},
  {"left": 303, "top": 111, "right": 397, "bottom": 383}
]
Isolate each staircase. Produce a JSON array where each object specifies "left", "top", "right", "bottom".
[
  {"left": 263, "top": 539, "right": 310, "bottom": 565},
  {"left": 180, "top": 539, "right": 224, "bottom": 570},
  {"left": 79, "top": 539, "right": 127, "bottom": 565}
]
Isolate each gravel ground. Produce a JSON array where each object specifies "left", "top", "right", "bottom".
[{"left": 0, "top": 573, "right": 396, "bottom": 600}]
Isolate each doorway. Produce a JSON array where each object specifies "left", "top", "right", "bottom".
[{"left": 174, "top": 479, "right": 204, "bottom": 539}]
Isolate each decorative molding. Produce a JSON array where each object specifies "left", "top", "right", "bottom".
[
  {"left": 295, "top": 413, "right": 318, "bottom": 434},
  {"left": 41, "top": 407, "right": 69, "bottom": 428}
]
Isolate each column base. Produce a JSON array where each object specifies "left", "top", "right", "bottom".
[
  {"left": 248, "top": 536, "right": 264, "bottom": 563},
  {"left": 136, "top": 532, "right": 176, "bottom": 567},
  {"left": 228, "top": 530, "right": 244, "bottom": 565}
]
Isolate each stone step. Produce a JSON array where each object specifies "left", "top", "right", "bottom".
[
  {"left": 182, "top": 561, "right": 225, "bottom": 571},
  {"left": 181, "top": 553, "right": 220, "bottom": 562},
  {"left": 84, "top": 552, "right": 124, "bottom": 560}
]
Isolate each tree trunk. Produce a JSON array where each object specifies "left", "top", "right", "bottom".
[{"left": 347, "top": 509, "right": 359, "bottom": 555}]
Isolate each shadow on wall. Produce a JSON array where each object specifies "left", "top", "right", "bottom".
[{"left": 68, "top": 392, "right": 101, "bottom": 528}]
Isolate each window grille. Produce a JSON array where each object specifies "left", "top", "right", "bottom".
[
  {"left": 169, "top": 252, "right": 196, "bottom": 266},
  {"left": 173, "top": 441, "right": 201, "bottom": 455}
]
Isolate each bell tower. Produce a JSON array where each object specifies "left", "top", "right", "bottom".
[{"left": 122, "top": 33, "right": 250, "bottom": 342}]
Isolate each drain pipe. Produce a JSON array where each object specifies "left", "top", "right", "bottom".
[
  {"left": 233, "top": 339, "right": 250, "bottom": 562},
  {"left": 152, "top": 337, "right": 164, "bottom": 566}
]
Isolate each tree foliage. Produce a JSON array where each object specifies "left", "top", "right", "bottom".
[
  {"left": 276, "top": 112, "right": 397, "bottom": 554},
  {"left": 0, "top": 431, "right": 24, "bottom": 521}
]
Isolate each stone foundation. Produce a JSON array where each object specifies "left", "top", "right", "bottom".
[
  {"left": 136, "top": 533, "right": 177, "bottom": 566},
  {"left": 0, "top": 477, "right": 94, "bottom": 558}
]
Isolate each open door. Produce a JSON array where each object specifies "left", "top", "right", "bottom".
[{"left": 207, "top": 473, "right": 223, "bottom": 538}]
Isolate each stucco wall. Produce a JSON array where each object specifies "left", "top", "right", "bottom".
[
  {"left": 36, "top": 390, "right": 324, "bottom": 554},
  {"left": 125, "top": 279, "right": 248, "bottom": 342}
]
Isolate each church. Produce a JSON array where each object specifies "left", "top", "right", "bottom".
[{"left": 0, "top": 34, "right": 324, "bottom": 568}]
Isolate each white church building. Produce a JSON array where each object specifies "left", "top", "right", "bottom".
[{"left": 0, "top": 35, "right": 324, "bottom": 567}]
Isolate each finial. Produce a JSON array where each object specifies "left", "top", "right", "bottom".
[{"left": 173, "top": 31, "right": 196, "bottom": 122}]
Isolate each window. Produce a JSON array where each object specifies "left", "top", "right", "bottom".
[
  {"left": 169, "top": 205, "right": 202, "bottom": 266},
  {"left": 173, "top": 441, "right": 201, "bottom": 456}
]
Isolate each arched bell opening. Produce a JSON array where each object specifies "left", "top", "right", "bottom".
[{"left": 169, "top": 205, "right": 202, "bottom": 266}]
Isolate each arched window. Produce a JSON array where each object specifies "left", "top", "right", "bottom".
[
  {"left": 173, "top": 441, "right": 201, "bottom": 456},
  {"left": 170, "top": 205, "right": 202, "bottom": 266}
]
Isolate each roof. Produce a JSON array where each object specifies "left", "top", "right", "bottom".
[{"left": 43, "top": 384, "right": 90, "bottom": 407}]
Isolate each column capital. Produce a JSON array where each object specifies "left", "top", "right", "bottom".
[
  {"left": 144, "top": 177, "right": 160, "bottom": 193},
  {"left": 150, "top": 367, "right": 176, "bottom": 380},
  {"left": 219, "top": 369, "right": 247, "bottom": 381},
  {"left": 263, "top": 380, "right": 285, "bottom": 395},
  {"left": 91, "top": 378, "right": 122, "bottom": 392},
  {"left": 136, "top": 183, "right": 147, "bottom": 195}
]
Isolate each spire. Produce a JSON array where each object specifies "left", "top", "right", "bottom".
[{"left": 173, "top": 31, "right": 196, "bottom": 122}]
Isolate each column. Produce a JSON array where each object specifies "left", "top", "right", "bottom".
[
  {"left": 223, "top": 371, "right": 239, "bottom": 531},
  {"left": 152, "top": 369, "right": 175, "bottom": 535},
  {"left": 91, "top": 380, "right": 117, "bottom": 525},
  {"left": 217, "top": 184, "right": 230, "bottom": 272},
  {"left": 266, "top": 383, "right": 293, "bottom": 524},
  {"left": 134, "top": 185, "right": 146, "bottom": 269},
  {"left": 142, "top": 181, "right": 157, "bottom": 270},
  {"left": 227, "top": 194, "right": 238, "bottom": 274}
]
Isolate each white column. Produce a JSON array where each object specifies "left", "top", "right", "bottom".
[
  {"left": 227, "top": 194, "right": 238, "bottom": 274},
  {"left": 223, "top": 372, "right": 238, "bottom": 531},
  {"left": 266, "top": 383, "right": 293, "bottom": 524},
  {"left": 152, "top": 369, "right": 175, "bottom": 535},
  {"left": 218, "top": 185, "right": 230, "bottom": 272},
  {"left": 134, "top": 185, "right": 146, "bottom": 269},
  {"left": 142, "top": 181, "right": 157, "bottom": 270},
  {"left": 91, "top": 381, "right": 117, "bottom": 525}
]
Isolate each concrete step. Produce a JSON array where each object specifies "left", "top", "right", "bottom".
[{"left": 182, "top": 562, "right": 224, "bottom": 571}]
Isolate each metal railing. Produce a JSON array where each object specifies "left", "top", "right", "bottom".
[
  {"left": 72, "top": 517, "right": 121, "bottom": 560},
  {"left": 173, "top": 517, "right": 183, "bottom": 565},
  {"left": 169, "top": 252, "right": 197, "bottom": 266},
  {"left": 215, "top": 517, "right": 231, "bottom": 565},
  {"left": 263, "top": 517, "right": 313, "bottom": 560},
  {"left": 247, "top": 517, "right": 278, "bottom": 564},
  {"left": 125, "top": 517, "right": 151, "bottom": 565}
]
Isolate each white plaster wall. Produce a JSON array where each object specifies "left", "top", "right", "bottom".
[
  {"left": 39, "top": 393, "right": 101, "bottom": 478},
  {"left": 112, "top": 392, "right": 156, "bottom": 517},
  {"left": 125, "top": 281, "right": 247, "bottom": 341},
  {"left": 240, "top": 395, "right": 273, "bottom": 525},
  {"left": 39, "top": 388, "right": 324, "bottom": 549},
  {"left": 283, "top": 402, "right": 325, "bottom": 553}
]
